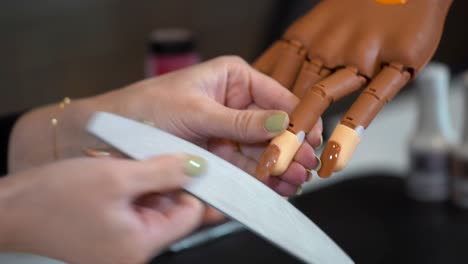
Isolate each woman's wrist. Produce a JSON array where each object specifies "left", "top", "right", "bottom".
[
  {"left": 8, "top": 95, "right": 112, "bottom": 172},
  {"left": 55, "top": 96, "right": 111, "bottom": 160}
]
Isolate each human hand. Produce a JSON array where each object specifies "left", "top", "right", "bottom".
[
  {"left": 109, "top": 56, "right": 320, "bottom": 196},
  {"left": 254, "top": 0, "right": 452, "bottom": 178},
  {"left": 0, "top": 155, "right": 205, "bottom": 263},
  {"left": 9, "top": 57, "right": 320, "bottom": 197}
]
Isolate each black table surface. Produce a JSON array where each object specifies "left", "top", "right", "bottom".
[{"left": 151, "top": 173, "right": 468, "bottom": 264}]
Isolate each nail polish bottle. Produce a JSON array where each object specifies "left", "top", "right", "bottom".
[
  {"left": 451, "top": 72, "right": 468, "bottom": 208},
  {"left": 145, "top": 28, "right": 200, "bottom": 77},
  {"left": 406, "top": 62, "right": 455, "bottom": 202}
]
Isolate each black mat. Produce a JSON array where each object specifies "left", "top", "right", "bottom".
[{"left": 152, "top": 174, "right": 468, "bottom": 264}]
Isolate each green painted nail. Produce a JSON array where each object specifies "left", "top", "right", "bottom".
[
  {"left": 264, "top": 112, "right": 288, "bottom": 133},
  {"left": 184, "top": 155, "right": 206, "bottom": 177}
]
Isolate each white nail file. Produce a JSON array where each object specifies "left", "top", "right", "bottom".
[{"left": 86, "top": 112, "right": 353, "bottom": 264}]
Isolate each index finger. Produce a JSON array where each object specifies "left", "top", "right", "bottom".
[
  {"left": 318, "top": 63, "right": 411, "bottom": 177},
  {"left": 255, "top": 67, "right": 366, "bottom": 179}
]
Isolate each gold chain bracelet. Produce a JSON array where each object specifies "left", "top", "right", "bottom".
[{"left": 51, "top": 97, "right": 71, "bottom": 160}]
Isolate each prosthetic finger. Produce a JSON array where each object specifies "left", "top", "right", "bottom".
[
  {"left": 256, "top": 67, "right": 366, "bottom": 180},
  {"left": 318, "top": 63, "right": 411, "bottom": 177},
  {"left": 253, "top": 40, "right": 307, "bottom": 90},
  {"left": 292, "top": 59, "right": 331, "bottom": 99},
  {"left": 253, "top": 41, "right": 284, "bottom": 74},
  {"left": 270, "top": 40, "right": 307, "bottom": 89}
]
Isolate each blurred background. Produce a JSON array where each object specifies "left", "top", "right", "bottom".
[
  {"left": 0, "top": 0, "right": 467, "bottom": 117},
  {"left": 1, "top": 1, "right": 468, "bottom": 263}
]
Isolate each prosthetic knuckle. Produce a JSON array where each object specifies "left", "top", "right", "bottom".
[
  {"left": 282, "top": 31, "right": 310, "bottom": 50},
  {"left": 348, "top": 41, "right": 381, "bottom": 78},
  {"left": 393, "top": 40, "right": 421, "bottom": 68},
  {"left": 307, "top": 50, "right": 341, "bottom": 70}
]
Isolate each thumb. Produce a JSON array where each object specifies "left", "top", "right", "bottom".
[{"left": 204, "top": 106, "right": 289, "bottom": 143}]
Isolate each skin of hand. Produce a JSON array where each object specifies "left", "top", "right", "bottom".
[
  {"left": 254, "top": 0, "right": 453, "bottom": 178},
  {"left": 8, "top": 57, "right": 321, "bottom": 217},
  {"left": 0, "top": 155, "right": 205, "bottom": 264}
]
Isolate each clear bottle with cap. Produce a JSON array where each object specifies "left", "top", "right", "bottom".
[
  {"left": 145, "top": 28, "right": 200, "bottom": 78},
  {"left": 451, "top": 72, "right": 468, "bottom": 208},
  {"left": 406, "top": 62, "right": 455, "bottom": 202}
]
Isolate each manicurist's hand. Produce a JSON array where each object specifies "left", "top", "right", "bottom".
[
  {"left": 0, "top": 154, "right": 205, "bottom": 264},
  {"left": 9, "top": 56, "right": 321, "bottom": 197}
]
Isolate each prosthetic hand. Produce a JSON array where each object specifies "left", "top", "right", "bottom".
[{"left": 255, "top": 0, "right": 453, "bottom": 179}]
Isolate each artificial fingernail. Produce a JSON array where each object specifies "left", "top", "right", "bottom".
[
  {"left": 313, "top": 155, "right": 322, "bottom": 171},
  {"left": 296, "top": 185, "right": 303, "bottom": 196},
  {"left": 184, "top": 155, "right": 206, "bottom": 177},
  {"left": 315, "top": 134, "right": 324, "bottom": 150},
  {"left": 306, "top": 170, "right": 313, "bottom": 182},
  {"left": 256, "top": 144, "right": 280, "bottom": 180},
  {"left": 264, "top": 112, "right": 289, "bottom": 133}
]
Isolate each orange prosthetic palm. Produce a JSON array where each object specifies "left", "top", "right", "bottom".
[{"left": 254, "top": 0, "right": 453, "bottom": 180}]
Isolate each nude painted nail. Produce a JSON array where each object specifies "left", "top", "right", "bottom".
[
  {"left": 318, "top": 141, "right": 341, "bottom": 178},
  {"left": 256, "top": 144, "right": 281, "bottom": 180}
]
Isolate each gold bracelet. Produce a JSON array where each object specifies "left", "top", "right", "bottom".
[{"left": 51, "top": 97, "right": 71, "bottom": 160}]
